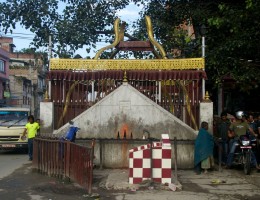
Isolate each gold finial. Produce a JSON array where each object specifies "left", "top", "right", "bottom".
[
  {"left": 205, "top": 91, "right": 210, "bottom": 100},
  {"left": 44, "top": 87, "right": 49, "bottom": 100},
  {"left": 203, "top": 91, "right": 211, "bottom": 102},
  {"left": 123, "top": 71, "right": 128, "bottom": 82}
]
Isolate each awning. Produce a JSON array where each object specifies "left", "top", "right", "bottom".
[{"left": 47, "top": 70, "right": 207, "bottom": 81}]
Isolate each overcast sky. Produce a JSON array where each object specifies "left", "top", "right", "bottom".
[{"left": 0, "top": 1, "right": 142, "bottom": 57}]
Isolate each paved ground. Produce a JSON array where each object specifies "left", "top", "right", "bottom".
[
  {"left": 1, "top": 161, "right": 260, "bottom": 200},
  {"left": 0, "top": 150, "right": 30, "bottom": 179},
  {"left": 93, "top": 168, "right": 260, "bottom": 200}
]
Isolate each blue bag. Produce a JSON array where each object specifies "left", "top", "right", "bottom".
[{"left": 65, "top": 126, "right": 78, "bottom": 142}]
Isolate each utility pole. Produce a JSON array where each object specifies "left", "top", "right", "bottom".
[
  {"left": 48, "top": 35, "right": 52, "bottom": 100},
  {"left": 48, "top": 35, "right": 52, "bottom": 59},
  {"left": 200, "top": 24, "right": 207, "bottom": 99},
  {"left": 202, "top": 35, "right": 205, "bottom": 99}
]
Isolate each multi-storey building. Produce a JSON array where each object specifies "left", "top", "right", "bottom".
[
  {"left": 0, "top": 37, "right": 47, "bottom": 117},
  {"left": 0, "top": 48, "right": 10, "bottom": 106}
]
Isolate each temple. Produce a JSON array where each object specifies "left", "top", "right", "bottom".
[{"left": 46, "top": 16, "right": 206, "bottom": 131}]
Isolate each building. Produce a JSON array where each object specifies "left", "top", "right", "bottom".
[
  {"left": 0, "top": 48, "right": 10, "bottom": 106},
  {"left": 0, "top": 37, "right": 47, "bottom": 117}
]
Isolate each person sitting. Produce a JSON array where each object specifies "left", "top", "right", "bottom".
[
  {"left": 194, "top": 121, "right": 214, "bottom": 174},
  {"left": 226, "top": 111, "right": 260, "bottom": 169}
]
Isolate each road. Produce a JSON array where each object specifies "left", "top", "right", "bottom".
[
  {"left": 1, "top": 152, "right": 260, "bottom": 200},
  {"left": 0, "top": 150, "right": 89, "bottom": 200},
  {"left": 0, "top": 150, "right": 29, "bottom": 180}
]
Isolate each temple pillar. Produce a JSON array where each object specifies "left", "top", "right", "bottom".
[
  {"left": 199, "top": 91, "right": 213, "bottom": 134},
  {"left": 40, "top": 102, "right": 54, "bottom": 135}
]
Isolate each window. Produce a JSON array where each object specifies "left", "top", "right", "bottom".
[
  {"left": 0, "top": 60, "right": 5, "bottom": 72},
  {"left": 0, "top": 111, "right": 29, "bottom": 126}
]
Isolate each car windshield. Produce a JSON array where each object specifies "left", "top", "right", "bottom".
[{"left": 0, "top": 111, "right": 28, "bottom": 126}]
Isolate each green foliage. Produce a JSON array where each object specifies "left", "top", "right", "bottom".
[
  {"left": 132, "top": 0, "right": 214, "bottom": 58},
  {"left": 1, "top": 0, "right": 259, "bottom": 92},
  {"left": 132, "top": 0, "right": 260, "bottom": 91},
  {"left": 0, "top": 0, "right": 130, "bottom": 57},
  {"left": 205, "top": 0, "right": 260, "bottom": 91},
  {"left": 15, "top": 48, "right": 49, "bottom": 64}
]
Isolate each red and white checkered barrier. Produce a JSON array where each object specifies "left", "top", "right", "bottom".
[{"left": 129, "top": 134, "right": 172, "bottom": 184}]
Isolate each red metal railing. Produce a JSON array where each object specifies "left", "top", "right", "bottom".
[
  {"left": 51, "top": 79, "right": 201, "bottom": 130},
  {"left": 32, "top": 137, "right": 95, "bottom": 194}
]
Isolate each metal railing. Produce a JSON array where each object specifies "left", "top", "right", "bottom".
[
  {"left": 32, "top": 137, "right": 95, "bottom": 194},
  {"left": 51, "top": 79, "right": 201, "bottom": 130},
  {"left": 77, "top": 137, "right": 222, "bottom": 172}
]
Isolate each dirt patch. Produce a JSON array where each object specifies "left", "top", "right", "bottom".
[{"left": 181, "top": 182, "right": 209, "bottom": 193}]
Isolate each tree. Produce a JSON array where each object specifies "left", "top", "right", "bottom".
[
  {"left": 206, "top": 0, "right": 260, "bottom": 91},
  {"left": 1, "top": 0, "right": 259, "bottom": 92},
  {"left": 0, "top": 0, "right": 131, "bottom": 57},
  {"left": 132, "top": 0, "right": 260, "bottom": 91},
  {"left": 132, "top": 0, "right": 217, "bottom": 58}
]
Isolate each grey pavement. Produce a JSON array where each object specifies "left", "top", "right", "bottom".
[
  {"left": 93, "top": 168, "right": 260, "bottom": 200},
  {"left": 0, "top": 151, "right": 30, "bottom": 179},
  {"left": 1, "top": 161, "right": 260, "bottom": 200}
]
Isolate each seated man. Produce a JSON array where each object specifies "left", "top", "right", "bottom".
[{"left": 226, "top": 111, "right": 260, "bottom": 169}]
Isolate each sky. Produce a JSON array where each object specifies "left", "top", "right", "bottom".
[{"left": 0, "top": 1, "right": 142, "bottom": 58}]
